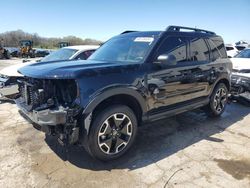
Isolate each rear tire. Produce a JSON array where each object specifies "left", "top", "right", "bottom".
[
  {"left": 205, "top": 83, "right": 228, "bottom": 117},
  {"left": 86, "top": 105, "right": 138, "bottom": 161}
]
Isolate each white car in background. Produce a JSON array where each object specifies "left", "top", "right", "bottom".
[
  {"left": 225, "top": 44, "right": 239, "bottom": 58},
  {"left": 235, "top": 40, "right": 250, "bottom": 51},
  {"left": 230, "top": 48, "right": 250, "bottom": 103},
  {"left": 0, "top": 45, "right": 99, "bottom": 98}
]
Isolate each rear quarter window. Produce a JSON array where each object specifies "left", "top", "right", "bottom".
[
  {"left": 210, "top": 37, "right": 227, "bottom": 59},
  {"left": 190, "top": 38, "right": 209, "bottom": 61}
]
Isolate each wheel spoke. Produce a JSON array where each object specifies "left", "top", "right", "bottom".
[
  {"left": 108, "top": 114, "right": 124, "bottom": 129},
  {"left": 119, "top": 133, "right": 130, "bottom": 142},
  {"left": 220, "top": 97, "right": 227, "bottom": 107},
  {"left": 119, "top": 118, "right": 130, "bottom": 134},
  {"left": 219, "top": 89, "right": 223, "bottom": 97},
  {"left": 99, "top": 136, "right": 113, "bottom": 153},
  {"left": 113, "top": 137, "right": 126, "bottom": 153},
  {"left": 101, "top": 136, "right": 112, "bottom": 147},
  {"left": 114, "top": 118, "right": 123, "bottom": 128},
  {"left": 114, "top": 114, "right": 126, "bottom": 128},
  {"left": 98, "top": 121, "right": 112, "bottom": 136}
]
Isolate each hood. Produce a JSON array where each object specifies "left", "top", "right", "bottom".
[
  {"left": 0, "top": 62, "right": 35, "bottom": 77},
  {"left": 18, "top": 60, "right": 141, "bottom": 79},
  {"left": 230, "top": 58, "right": 250, "bottom": 70}
]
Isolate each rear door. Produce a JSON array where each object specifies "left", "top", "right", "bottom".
[
  {"left": 206, "top": 37, "right": 231, "bottom": 89},
  {"left": 146, "top": 36, "right": 211, "bottom": 112}
]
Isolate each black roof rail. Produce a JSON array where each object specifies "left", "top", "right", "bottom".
[
  {"left": 120, "top": 31, "right": 138, "bottom": 35},
  {"left": 166, "top": 25, "right": 215, "bottom": 35}
]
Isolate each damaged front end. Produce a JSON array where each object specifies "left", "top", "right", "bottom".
[
  {"left": 15, "top": 77, "right": 82, "bottom": 145},
  {"left": 231, "top": 72, "right": 250, "bottom": 103}
]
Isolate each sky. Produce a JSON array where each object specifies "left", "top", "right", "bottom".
[{"left": 1, "top": 0, "right": 250, "bottom": 43}]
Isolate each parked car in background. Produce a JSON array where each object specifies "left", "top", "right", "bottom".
[
  {"left": 34, "top": 48, "right": 51, "bottom": 57},
  {"left": 4, "top": 47, "right": 20, "bottom": 57},
  {"left": 40, "top": 45, "right": 99, "bottom": 62},
  {"left": 15, "top": 26, "right": 231, "bottom": 161},
  {"left": 0, "top": 47, "right": 10, "bottom": 59},
  {"left": 231, "top": 48, "right": 250, "bottom": 103},
  {"left": 225, "top": 44, "right": 239, "bottom": 58},
  {"left": 235, "top": 40, "right": 250, "bottom": 51},
  {"left": 0, "top": 45, "right": 99, "bottom": 99}
]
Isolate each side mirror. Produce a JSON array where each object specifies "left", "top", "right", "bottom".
[{"left": 155, "top": 54, "right": 177, "bottom": 66}]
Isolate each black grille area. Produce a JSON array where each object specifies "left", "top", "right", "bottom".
[
  {"left": 18, "top": 78, "right": 77, "bottom": 111},
  {"left": 19, "top": 79, "right": 55, "bottom": 111}
]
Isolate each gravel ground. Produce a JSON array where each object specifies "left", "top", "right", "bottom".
[
  {"left": 0, "top": 59, "right": 250, "bottom": 188},
  {"left": 0, "top": 58, "right": 26, "bottom": 69}
]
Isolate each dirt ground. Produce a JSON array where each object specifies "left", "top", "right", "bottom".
[{"left": 0, "top": 59, "right": 250, "bottom": 188}]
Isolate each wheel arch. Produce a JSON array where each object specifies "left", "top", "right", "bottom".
[
  {"left": 210, "top": 76, "right": 231, "bottom": 97},
  {"left": 82, "top": 87, "right": 147, "bottom": 134},
  {"left": 214, "top": 78, "right": 230, "bottom": 91}
]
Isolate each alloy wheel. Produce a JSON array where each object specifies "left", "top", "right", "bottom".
[
  {"left": 213, "top": 88, "right": 227, "bottom": 113},
  {"left": 98, "top": 113, "right": 133, "bottom": 155}
]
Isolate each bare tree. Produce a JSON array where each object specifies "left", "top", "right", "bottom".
[{"left": 0, "top": 30, "right": 102, "bottom": 49}]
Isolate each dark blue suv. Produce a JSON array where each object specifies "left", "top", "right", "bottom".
[{"left": 16, "top": 26, "right": 232, "bottom": 161}]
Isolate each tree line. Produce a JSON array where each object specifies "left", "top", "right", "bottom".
[{"left": 0, "top": 30, "right": 102, "bottom": 49}]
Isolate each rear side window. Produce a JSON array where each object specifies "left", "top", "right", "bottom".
[
  {"left": 207, "top": 39, "right": 221, "bottom": 61},
  {"left": 157, "top": 36, "right": 188, "bottom": 63},
  {"left": 235, "top": 46, "right": 246, "bottom": 51},
  {"left": 226, "top": 47, "right": 234, "bottom": 51},
  {"left": 190, "top": 38, "right": 209, "bottom": 61},
  {"left": 208, "top": 37, "right": 227, "bottom": 60}
]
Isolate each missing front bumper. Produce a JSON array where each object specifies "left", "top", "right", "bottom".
[{"left": 16, "top": 98, "right": 67, "bottom": 126}]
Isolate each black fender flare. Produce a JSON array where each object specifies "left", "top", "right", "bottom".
[
  {"left": 81, "top": 87, "right": 147, "bottom": 134},
  {"left": 209, "top": 74, "right": 231, "bottom": 97},
  {"left": 83, "top": 87, "right": 147, "bottom": 114}
]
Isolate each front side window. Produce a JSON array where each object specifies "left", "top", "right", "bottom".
[
  {"left": 190, "top": 38, "right": 209, "bottom": 61},
  {"left": 156, "top": 36, "right": 188, "bottom": 63},
  {"left": 235, "top": 49, "right": 250, "bottom": 58},
  {"left": 41, "top": 48, "right": 78, "bottom": 62},
  {"left": 89, "top": 36, "right": 155, "bottom": 63}
]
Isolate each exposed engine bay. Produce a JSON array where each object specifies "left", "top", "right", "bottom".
[
  {"left": 16, "top": 77, "right": 82, "bottom": 145},
  {"left": 18, "top": 78, "right": 77, "bottom": 110}
]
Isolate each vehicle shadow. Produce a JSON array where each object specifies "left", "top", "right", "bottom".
[{"left": 45, "top": 102, "right": 250, "bottom": 171}]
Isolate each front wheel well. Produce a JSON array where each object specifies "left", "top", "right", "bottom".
[
  {"left": 91, "top": 94, "right": 143, "bottom": 126},
  {"left": 215, "top": 78, "right": 230, "bottom": 91}
]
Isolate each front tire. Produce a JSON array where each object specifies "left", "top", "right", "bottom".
[
  {"left": 86, "top": 105, "right": 138, "bottom": 161},
  {"left": 205, "top": 83, "right": 228, "bottom": 117}
]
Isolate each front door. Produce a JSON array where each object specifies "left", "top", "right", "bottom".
[{"left": 146, "top": 36, "right": 211, "bottom": 113}]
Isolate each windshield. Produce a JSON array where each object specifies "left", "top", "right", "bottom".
[
  {"left": 89, "top": 36, "right": 155, "bottom": 63},
  {"left": 235, "top": 49, "right": 250, "bottom": 58},
  {"left": 41, "top": 48, "right": 78, "bottom": 62}
]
